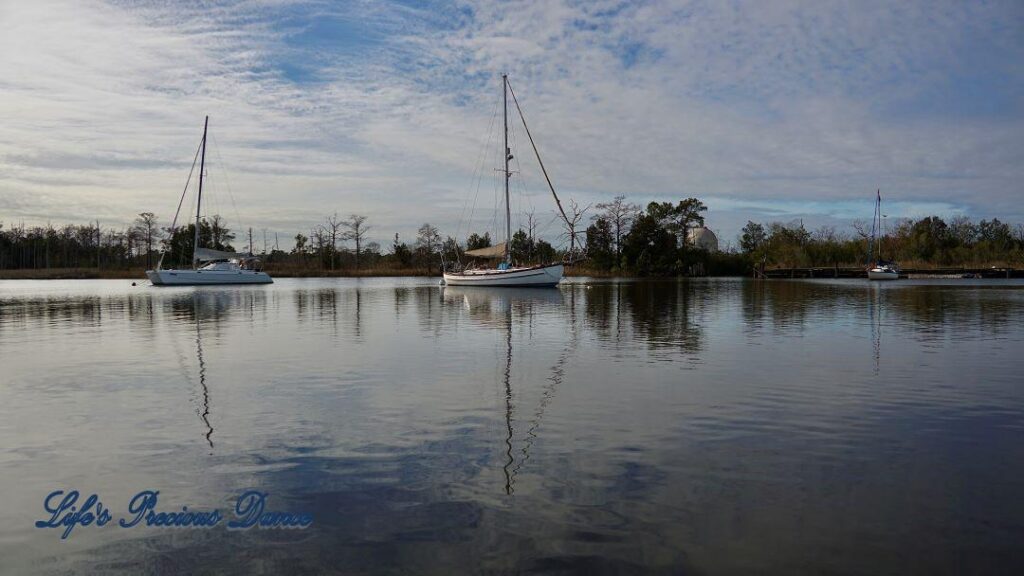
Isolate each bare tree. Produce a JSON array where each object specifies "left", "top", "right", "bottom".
[
  {"left": 293, "top": 233, "right": 308, "bottom": 263},
  {"left": 949, "top": 214, "right": 978, "bottom": 245},
  {"left": 417, "top": 223, "right": 441, "bottom": 253},
  {"left": 416, "top": 223, "right": 442, "bottom": 271},
  {"left": 342, "top": 214, "right": 370, "bottom": 270},
  {"left": 593, "top": 195, "right": 638, "bottom": 257},
  {"left": 813, "top": 225, "right": 837, "bottom": 243},
  {"left": 324, "top": 213, "right": 343, "bottom": 270},
  {"left": 209, "top": 214, "right": 229, "bottom": 248},
  {"left": 563, "top": 199, "right": 590, "bottom": 259},
  {"left": 851, "top": 219, "right": 870, "bottom": 240},
  {"left": 310, "top": 226, "right": 328, "bottom": 271},
  {"left": 525, "top": 209, "right": 538, "bottom": 262}
]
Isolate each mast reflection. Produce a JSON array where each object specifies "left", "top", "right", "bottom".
[
  {"left": 870, "top": 284, "right": 883, "bottom": 376},
  {"left": 195, "top": 315, "right": 214, "bottom": 449},
  {"left": 502, "top": 303, "right": 514, "bottom": 494},
  {"left": 441, "top": 286, "right": 569, "bottom": 495}
]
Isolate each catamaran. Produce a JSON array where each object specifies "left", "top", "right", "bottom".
[
  {"left": 866, "top": 189, "right": 899, "bottom": 281},
  {"left": 442, "top": 74, "right": 571, "bottom": 288},
  {"left": 146, "top": 116, "right": 272, "bottom": 286}
]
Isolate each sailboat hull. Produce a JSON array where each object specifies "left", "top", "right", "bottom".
[
  {"left": 867, "top": 268, "right": 899, "bottom": 281},
  {"left": 147, "top": 269, "right": 273, "bottom": 285},
  {"left": 443, "top": 263, "right": 563, "bottom": 287}
]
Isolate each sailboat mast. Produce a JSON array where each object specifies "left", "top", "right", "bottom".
[
  {"left": 193, "top": 115, "right": 209, "bottom": 268},
  {"left": 506, "top": 80, "right": 574, "bottom": 252},
  {"left": 503, "top": 74, "right": 511, "bottom": 264},
  {"left": 876, "top": 189, "right": 882, "bottom": 261}
]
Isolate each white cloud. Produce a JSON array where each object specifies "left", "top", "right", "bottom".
[{"left": 0, "top": 0, "right": 1021, "bottom": 247}]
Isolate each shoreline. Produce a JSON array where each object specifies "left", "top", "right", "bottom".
[
  {"left": 0, "top": 267, "right": 622, "bottom": 280},
  {"left": 1, "top": 266, "right": 1021, "bottom": 281}
]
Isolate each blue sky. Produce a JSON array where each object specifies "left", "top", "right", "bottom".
[{"left": 1, "top": 0, "right": 1022, "bottom": 248}]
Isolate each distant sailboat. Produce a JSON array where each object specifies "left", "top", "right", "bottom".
[
  {"left": 442, "top": 74, "right": 570, "bottom": 288},
  {"left": 147, "top": 116, "right": 272, "bottom": 286},
  {"left": 866, "top": 189, "right": 899, "bottom": 281}
]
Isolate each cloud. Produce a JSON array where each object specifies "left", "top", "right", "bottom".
[{"left": 0, "top": 0, "right": 1022, "bottom": 246}]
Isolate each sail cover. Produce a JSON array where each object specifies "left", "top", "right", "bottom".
[
  {"left": 194, "top": 247, "right": 249, "bottom": 261},
  {"left": 465, "top": 242, "right": 506, "bottom": 258}
]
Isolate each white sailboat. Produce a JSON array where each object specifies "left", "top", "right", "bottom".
[
  {"left": 867, "top": 264, "right": 899, "bottom": 281},
  {"left": 147, "top": 116, "right": 272, "bottom": 286},
  {"left": 442, "top": 74, "right": 570, "bottom": 288},
  {"left": 866, "top": 189, "right": 899, "bottom": 281}
]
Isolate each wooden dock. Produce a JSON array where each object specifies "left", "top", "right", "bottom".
[{"left": 758, "top": 266, "right": 1021, "bottom": 279}]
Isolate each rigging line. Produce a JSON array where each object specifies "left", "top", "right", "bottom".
[
  {"left": 489, "top": 143, "right": 501, "bottom": 243},
  {"left": 207, "top": 173, "right": 223, "bottom": 229},
  {"left": 466, "top": 103, "right": 500, "bottom": 254},
  {"left": 508, "top": 116, "right": 525, "bottom": 235},
  {"left": 463, "top": 120, "right": 492, "bottom": 244},
  {"left": 177, "top": 176, "right": 198, "bottom": 268},
  {"left": 464, "top": 96, "right": 499, "bottom": 228},
  {"left": 511, "top": 146, "right": 537, "bottom": 247},
  {"left": 209, "top": 133, "right": 244, "bottom": 247},
  {"left": 493, "top": 102, "right": 506, "bottom": 243},
  {"left": 515, "top": 159, "right": 531, "bottom": 236},
  {"left": 506, "top": 80, "right": 573, "bottom": 233},
  {"left": 460, "top": 97, "right": 500, "bottom": 244},
  {"left": 168, "top": 136, "right": 203, "bottom": 234},
  {"left": 161, "top": 135, "right": 203, "bottom": 269}
]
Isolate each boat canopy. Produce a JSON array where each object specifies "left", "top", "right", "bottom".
[
  {"left": 194, "top": 247, "right": 251, "bottom": 262},
  {"left": 465, "top": 242, "right": 507, "bottom": 259}
]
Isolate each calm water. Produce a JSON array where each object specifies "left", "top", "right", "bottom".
[{"left": 1, "top": 278, "right": 1022, "bottom": 575}]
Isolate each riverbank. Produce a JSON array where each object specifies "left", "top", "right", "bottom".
[
  {"left": 3, "top": 264, "right": 1021, "bottom": 280},
  {"left": 0, "top": 267, "right": 433, "bottom": 280},
  {"left": 761, "top": 265, "right": 1022, "bottom": 279},
  {"left": 0, "top": 266, "right": 622, "bottom": 280}
]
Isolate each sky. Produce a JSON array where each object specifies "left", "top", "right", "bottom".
[{"left": 1, "top": 0, "right": 1022, "bottom": 250}]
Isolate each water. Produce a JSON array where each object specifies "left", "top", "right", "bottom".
[{"left": 1, "top": 278, "right": 1022, "bottom": 575}]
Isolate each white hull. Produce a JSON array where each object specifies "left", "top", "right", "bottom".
[
  {"left": 443, "top": 264, "right": 563, "bottom": 287},
  {"left": 867, "top": 268, "right": 899, "bottom": 281},
  {"left": 147, "top": 269, "right": 273, "bottom": 285}
]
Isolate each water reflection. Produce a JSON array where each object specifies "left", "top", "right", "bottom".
[
  {"left": 442, "top": 287, "right": 567, "bottom": 495},
  {"left": 609, "top": 281, "right": 705, "bottom": 355},
  {"left": 870, "top": 284, "right": 884, "bottom": 375},
  {"left": 194, "top": 306, "right": 214, "bottom": 449},
  {"left": 1, "top": 278, "right": 1023, "bottom": 574},
  {"left": 502, "top": 301, "right": 514, "bottom": 495},
  {"left": 512, "top": 305, "right": 575, "bottom": 488}
]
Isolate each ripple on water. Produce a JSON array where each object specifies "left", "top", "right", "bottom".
[{"left": 1, "top": 278, "right": 1023, "bottom": 574}]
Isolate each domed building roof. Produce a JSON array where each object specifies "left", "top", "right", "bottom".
[{"left": 687, "top": 226, "right": 719, "bottom": 252}]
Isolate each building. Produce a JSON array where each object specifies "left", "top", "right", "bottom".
[{"left": 686, "top": 226, "right": 719, "bottom": 252}]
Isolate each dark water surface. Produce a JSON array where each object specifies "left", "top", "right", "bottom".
[{"left": 1, "top": 278, "right": 1022, "bottom": 575}]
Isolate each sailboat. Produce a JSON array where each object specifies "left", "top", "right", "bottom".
[
  {"left": 442, "top": 74, "right": 569, "bottom": 288},
  {"left": 866, "top": 189, "right": 899, "bottom": 281},
  {"left": 146, "top": 116, "right": 272, "bottom": 286}
]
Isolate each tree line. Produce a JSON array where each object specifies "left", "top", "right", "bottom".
[
  {"left": 581, "top": 196, "right": 730, "bottom": 275},
  {"left": 4, "top": 201, "right": 1022, "bottom": 275},
  {"left": 0, "top": 213, "right": 160, "bottom": 271},
  {"left": 0, "top": 212, "right": 507, "bottom": 274},
  {"left": 738, "top": 215, "right": 1024, "bottom": 268}
]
